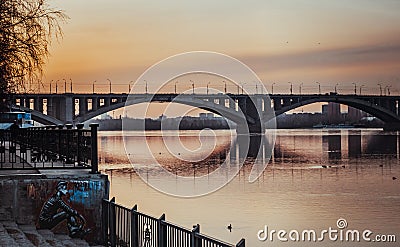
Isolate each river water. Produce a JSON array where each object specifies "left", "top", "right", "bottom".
[{"left": 98, "top": 129, "right": 399, "bottom": 246}]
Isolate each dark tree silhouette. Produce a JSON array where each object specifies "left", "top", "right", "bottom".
[{"left": 0, "top": 0, "right": 67, "bottom": 110}]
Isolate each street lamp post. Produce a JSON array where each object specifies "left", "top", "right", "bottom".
[
  {"left": 316, "top": 82, "right": 321, "bottom": 94},
  {"left": 174, "top": 81, "right": 178, "bottom": 94},
  {"left": 271, "top": 82, "right": 276, "bottom": 95},
  {"left": 387, "top": 85, "right": 392, "bottom": 96},
  {"left": 93, "top": 80, "right": 96, "bottom": 94},
  {"left": 207, "top": 82, "right": 210, "bottom": 95},
  {"left": 56, "top": 80, "right": 59, "bottom": 94},
  {"left": 107, "top": 78, "right": 112, "bottom": 94},
  {"left": 190, "top": 80, "right": 195, "bottom": 94},
  {"left": 223, "top": 80, "right": 227, "bottom": 93},
  {"left": 359, "top": 85, "right": 365, "bottom": 95},
  {"left": 129, "top": 81, "right": 133, "bottom": 92},
  {"left": 237, "top": 84, "right": 240, "bottom": 94},
  {"left": 288, "top": 82, "right": 293, "bottom": 95},
  {"left": 299, "top": 83, "right": 303, "bottom": 95},
  {"left": 50, "top": 80, "right": 53, "bottom": 94},
  {"left": 144, "top": 80, "right": 148, "bottom": 94},
  {"left": 335, "top": 83, "right": 339, "bottom": 94},
  {"left": 63, "top": 79, "right": 67, "bottom": 93},
  {"left": 70, "top": 79, "right": 73, "bottom": 93},
  {"left": 377, "top": 83, "right": 383, "bottom": 96},
  {"left": 352, "top": 83, "right": 357, "bottom": 95},
  {"left": 241, "top": 82, "right": 247, "bottom": 94}
]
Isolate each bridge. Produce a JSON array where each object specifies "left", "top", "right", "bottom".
[{"left": 9, "top": 92, "right": 400, "bottom": 132}]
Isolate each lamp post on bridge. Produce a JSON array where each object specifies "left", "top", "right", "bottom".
[
  {"left": 174, "top": 81, "right": 178, "bottom": 94},
  {"left": 144, "top": 80, "right": 148, "bottom": 94},
  {"left": 93, "top": 80, "right": 96, "bottom": 94},
  {"left": 316, "top": 82, "right": 321, "bottom": 95},
  {"left": 335, "top": 83, "right": 339, "bottom": 94},
  {"left": 129, "top": 81, "right": 133, "bottom": 92},
  {"left": 385, "top": 85, "right": 392, "bottom": 96},
  {"left": 377, "top": 83, "right": 383, "bottom": 96},
  {"left": 352, "top": 82, "right": 357, "bottom": 95},
  {"left": 70, "top": 79, "right": 73, "bottom": 93},
  {"left": 190, "top": 80, "right": 195, "bottom": 94},
  {"left": 50, "top": 80, "right": 53, "bottom": 94},
  {"left": 271, "top": 82, "right": 275, "bottom": 94},
  {"left": 107, "top": 79, "right": 112, "bottom": 94},
  {"left": 63, "top": 79, "right": 67, "bottom": 93},
  {"left": 56, "top": 80, "right": 59, "bottom": 94},
  {"left": 223, "top": 80, "right": 226, "bottom": 93},
  {"left": 207, "top": 82, "right": 210, "bottom": 95},
  {"left": 288, "top": 82, "right": 293, "bottom": 95},
  {"left": 241, "top": 82, "right": 247, "bottom": 94},
  {"left": 299, "top": 83, "right": 303, "bottom": 95},
  {"left": 359, "top": 84, "right": 365, "bottom": 95}
]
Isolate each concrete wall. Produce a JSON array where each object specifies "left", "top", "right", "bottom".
[{"left": 0, "top": 173, "right": 109, "bottom": 244}]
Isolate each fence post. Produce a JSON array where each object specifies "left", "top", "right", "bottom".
[
  {"left": 131, "top": 205, "right": 138, "bottom": 247},
  {"left": 236, "top": 238, "right": 245, "bottom": 247},
  {"left": 76, "top": 123, "right": 84, "bottom": 166},
  {"left": 191, "top": 224, "right": 201, "bottom": 247},
  {"left": 89, "top": 123, "right": 99, "bottom": 173},
  {"left": 102, "top": 199, "right": 109, "bottom": 246},
  {"left": 158, "top": 214, "right": 167, "bottom": 247},
  {"left": 109, "top": 197, "right": 116, "bottom": 247},
  {"left": 65, "top": 124, "right": 73, "bottom": 164}
]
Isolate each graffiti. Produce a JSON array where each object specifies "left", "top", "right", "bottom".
[{"left": 38, "top": 181, "right": 91, "bottom": 238}]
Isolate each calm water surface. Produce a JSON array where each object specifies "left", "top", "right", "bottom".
[{"left": 98, "top": 129, "right": 400, "bottom": 246}]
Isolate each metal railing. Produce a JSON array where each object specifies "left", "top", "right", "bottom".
[
  {"left": 102, "top": 198, "right": 245, "bottom": 247},
  {"left": 0, "top": 123, "right": 99, "bottom": 173}
]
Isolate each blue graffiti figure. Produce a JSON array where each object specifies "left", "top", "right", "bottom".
[{"left": 38, "top": 181, "right": 90, "bottom": 238}]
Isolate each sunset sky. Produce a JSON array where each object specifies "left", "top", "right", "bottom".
[{"left": 44, "top": 0, "right": 400, "bottom": 95}]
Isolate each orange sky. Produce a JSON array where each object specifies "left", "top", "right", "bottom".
[{"left": 42, "top": 0, "right": 400, "bottom": 97}]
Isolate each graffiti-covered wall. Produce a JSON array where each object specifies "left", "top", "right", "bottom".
[{"left": 0, "top": 174, "right": 109, "bottom": 244}]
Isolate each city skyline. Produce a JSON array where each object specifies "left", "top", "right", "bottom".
[{"left": 40, "top": 0, "right": 400, "bottom": 95}]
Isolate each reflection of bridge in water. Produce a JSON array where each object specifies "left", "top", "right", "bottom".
[
  {"left": 229, "top": 130, "right": 399, "bottom": 165},
  {"left": 11, "top": 93, "right": 400, "bottom": 132}
]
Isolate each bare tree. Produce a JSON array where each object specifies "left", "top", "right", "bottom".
[{"left": 0, "top": 0, "right": 67, "bottom": 110}]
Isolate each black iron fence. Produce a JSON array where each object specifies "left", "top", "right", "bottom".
[
  {"left": 102, "top": 198, "right": 245, "bottom": 247},
  {"left": 0, "top": 123, "right": 99, "bottom": 173}
]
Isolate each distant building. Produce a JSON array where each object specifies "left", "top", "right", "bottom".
[
  {"left": 322, "top": 104, "right": 328, "bottom": 115},
  {"left": 199, "top": 113, "right": 214, "bottom": 119},
  {"left": 329, "top": 102, "right": 342, "bottom": 124},
  {"left": 100, "top": 113, "right": 112, "bottom": 120},
  {"left": 348, "top": 106, "right": 362, "bottom": 123}
]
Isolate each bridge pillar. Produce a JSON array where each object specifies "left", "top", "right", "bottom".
[
  {"left": 34, "top": 97, "right": 43, "bottom": 113},
  {"left": 46, "top": 97, "right": 55, "bottom": 118},
  {"left": 263, "top": 97, "right": 272, "bottom": 113},
  {"left": 79, "top": 97, "right": 87, "bottom": 116},
  {"left": 64, "top": 95, "right": 73, "bottom": 123},
  {"left": 237, "top": 96, "right": 264, "bottom": 134},
  {"left": 105, "top": 97, "right": 111, "bottom": 107},
  {"left": 92, "top": 97, "right": 98, "bottom": 111}
]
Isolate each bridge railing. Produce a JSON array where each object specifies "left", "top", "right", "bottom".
[
  {"left": 0, "top": 123, "right": 99, "bottom": 173},
  {"left": 102, "top": 197, "right": 245, "bottom": 247}
]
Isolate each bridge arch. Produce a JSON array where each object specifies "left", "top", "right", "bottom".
[
  {"left": 269, "top": 96, "right": 400, "bottom": 123},
  {"left": 74, "top": 96, "right": 250, "bottom": 125}
]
